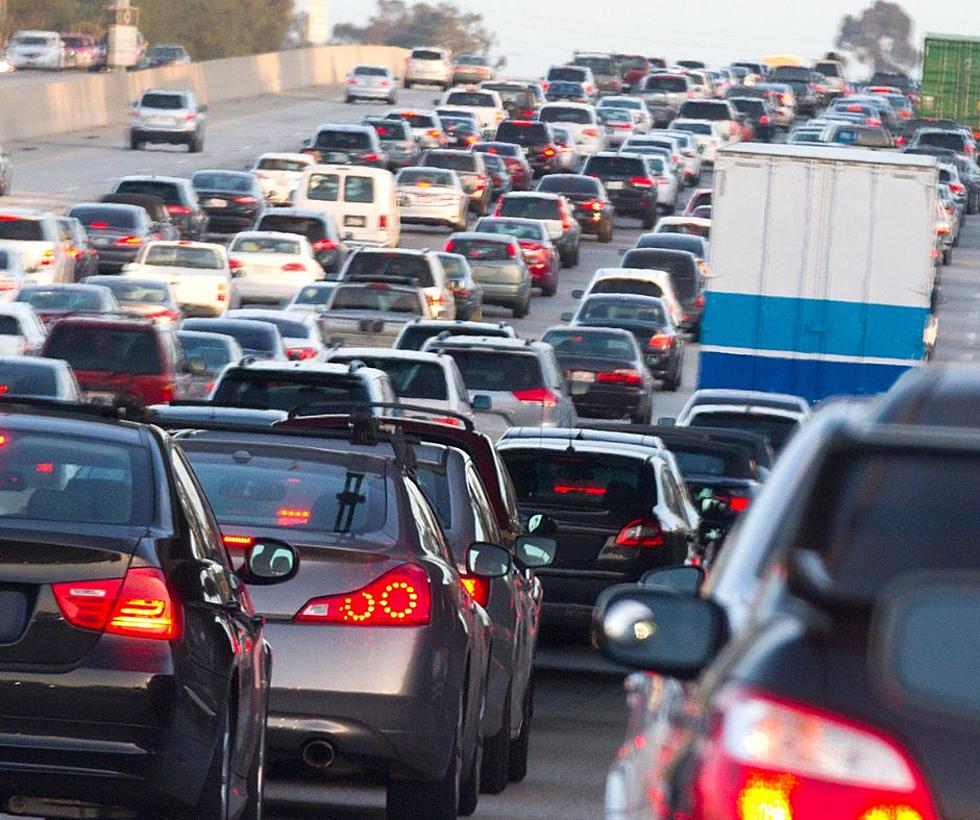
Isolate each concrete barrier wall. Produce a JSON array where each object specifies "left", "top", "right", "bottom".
[{"left": 0, "top": 44, "right": 409, "bottom": 143}]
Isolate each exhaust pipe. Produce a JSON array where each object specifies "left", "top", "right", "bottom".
[{"left": 302, "top": 739, "right": 336, "bottom": 770}]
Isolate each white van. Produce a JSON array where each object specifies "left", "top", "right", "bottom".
[
  {"left": 6, "top": 31, "right": 65, "bottom": 70},
  {"left": 295, "top": 164, "right": 400, "bottom": 247}
]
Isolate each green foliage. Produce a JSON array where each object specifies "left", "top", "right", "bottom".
[
  {"left": 834, "top": 1, "right": 920, "bottom": 73},
  {"left": 333, "top": 1, "right": 496, "bottom": 57}
]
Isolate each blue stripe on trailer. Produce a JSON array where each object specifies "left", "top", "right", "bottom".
[
  {"left": 700, "top": 292, "right": 929, "bottom": 362},
  {"left": 698, "top": 350, "right": 916, "bottom": 403}
]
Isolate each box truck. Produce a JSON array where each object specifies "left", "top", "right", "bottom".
[
  {"left": 920, "top": 33, "right": 980, "bottom": 136},
  {"left": 699, "top": 143, "right": 938, "bottom": 403}
]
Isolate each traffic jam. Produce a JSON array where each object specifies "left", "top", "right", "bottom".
[{"left": 0, "top": 39, "right": 975, "bottom": 820}]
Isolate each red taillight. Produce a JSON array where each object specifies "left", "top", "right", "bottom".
[
  {"left": 234, "top": 195, "right": 259, "bottom": 205},
  {"left": 426, "top": 129, "right": 441, "bottom": 139},
  {"left": 222, "top": 535, "right": 254, "bottom": 548},
  {"left": 541, "top": 81, "right": 550, "bottom": 91},
  {"left": 166, "top": 205, "right": 191, "bottom": 215},
  {"left": 596, "top": 368, "right": 643, "bottom": 386},
  {"left": 582, "top": 199, "right": 604, "bottom": 211},
  {"left": 185, "top": 112, "right": 197, "bottom": 121},
  {"left": 53, "top": 567, "right": 180, "bottom": 640},
  {"left": 630, "top": 177, "right": 655, "bottom": 188},
  {"left": 506, "top": 243, "right": 518, "bottom": 258},
  {"left": 115, "top": 235, "right": 142, "bottom": 246},
  {"left": 295, "top": 564, "right": 431, "bottom": 626},
  {"left": 40, "top": 249, "right": 55, "bottom": 266},
  {"left": 430, "top": 416, "right": 463, "bottom": 427},
  {"left": 728, "top": 495, "right": 750, "bottom": 512},
  {"left": 950, "top": 183, "right": 965, "bottom": 194},
  {"left": 90, "top": 221, "right": 109, "bottom": 229},
  {"left": 282, "top": 262, "right": 306, "bottom": 272},
  {"left": 229, "top": 258, "right": 244, "bottom": 271},
  {"left": 695, "top": 293, "right": 705, "bottom": 309},
  {"left": 361, "top": 153, "right": 379, "bottom": 163},
  {"left": 648, "top": 333, "right": 674, "bottom": 350},
  {"left": 512, "top": 387, "right": 558, "bottom": 406},
  {"left": 583, "top": 128, "right": 599, "bottom": 137},
  {"left": 288, "top": 346, "right": 319, "bottom": 361},
  {"left": 542, "top": 145, "right": 557, "bottom": 157},
  {"left": 475, "top": 175, "right": 486, "bottom": 191},
  {"left": 346, "top": 77, "right": 357, "bottom": 84},
  {"left": 759, "top": 115, "right": 771, "bottom": 124},
  {"left": 312, "top": 238, "right": 338, "bottom": 252},
  {"left": 379, "top": 215, "right": 388, "bottom": 230},
  {"left": 615, "top": 518, "right": 664, "bottom": 548},
  {"left": 444, "top": 239, "right": 456, "bottom": 253},
  {"left": 460, "top": 575, "right": 490, "bottom": 607},
  {"left": 692, "top": 687, "right": 938, "bottom": 820}
]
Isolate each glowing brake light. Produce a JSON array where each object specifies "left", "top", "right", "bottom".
[
  {"left": 630, "top": 176, "right": 655, "bottom": 188},
  {"left": 615, "top": 518, "right": 664, "bottom": 547},
  {"left": 512, "top": 387, "right": 558, "bottom": 406},
  {"left": 583, "top": 128, "right": 599, "bottom": 137},
  {"left": 89, "top": 222, "right": 110, "bottom": 229},
  {"left": 166, "top": 205, "right": 191, "bottom": 215},
  {"left": 596, "top": 368, "right": 643, "bottom": 386},
  {"left": 759, "top": 115, "right": 771, "bottom": 125},
  {"left": 312, "top": 238, "right": 338, "bottom": 252},
  {"left": 229, "top": 258, "right": 244, "bottom": 271},
  {"left": 277, "top": 508, "right": 311, "bottom": 526},
  {"left": 115, "top": 235, "right": 143, "bottom": 246},
  {"left": 460, "top": 575, "right": 490, "bottom": 607},
  {"left": 287, "top": 346, "right": 319, "bottom": 361},
  {"left": 554, "top": 484, "right": 607, "bottom": 497},
  {"left": 648, "top": 333, "right": 674, "bottom": 350},
  {"left": 233, "top": 195, "right": 259, "bottom": 205},
  {"left": 282, "top": 262, "right": 306, "bottom": 271},
  {"left": 542, "top": 146, "right": 557, "bottom": 157},
  {"left": 295, "top": 564, "right": 431, "bottom": 626},
  {"left": 222, "top": 535, "right": 254, "bottom": 548}
]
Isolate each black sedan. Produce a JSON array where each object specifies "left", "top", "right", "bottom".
[
  {"left": 564, "top": 293, "right": 685, "bottom": 390},
  {"left": 0, "top": 400, "right": 297, "bottom": 818},
  {"left": 541, "top": 325, "right": 654, "bottom": 422},
  {"left": 731, "top": 96, "right": 776, "bottom": 141},
  {"left": 536, "top": 173, "right": 614, "bottom": 243},
  {"left": 191, "top": 170, "right": 265, "bottom": 236}
]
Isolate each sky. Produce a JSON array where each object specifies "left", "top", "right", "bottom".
[{"left": 327, "top": 0, "right": 980, "bottom": 76}]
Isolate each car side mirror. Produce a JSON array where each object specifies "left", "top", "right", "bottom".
[
  {"left": 515, "top": 535, "right": 556, "bottom": 569},
  {"left": 471, "top": 394, "right": 492, "bottom": 411},
  {"left": 467, "top": 541, "right": 511, "bottom": 578},
  {"left": 639, "top": 564, "right": 705, "bottom": 595},
  {"left": 237, "top": 539, "right": 300, "bottom": 585},
  {"left": 571, "top": 289, "right": 584, "bottom": 299},
  {"left": 560, "top": 311, "right": 574, "bottom": 322},
  {"left": 592, "top": 584, "right": 727, "bottom": 677},
  {"left": 185, "top": 357, "right": 207, "bottom": 376}
]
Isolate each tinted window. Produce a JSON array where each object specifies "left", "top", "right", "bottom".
[
  {"left": 332, "top": 358, "right": 447, "bottom": 400},
  {"left": 769, "top": 67, "right": 811, "bottom": 82},
  {"left": 645, "top": 76, "right": 687, "bottom": 92},
  {"left": 397, "top": 169, "right": 455, "bottom": 187},
  {"left": 440, "top": 350, "right": 542, "bottom": 391},
  {"left": 687, "top": 412, "right": 798, "bottom": 450},
  {"left": 388, "top": 112, "right": 436, "bottom": 128},
  {"left": 673, "top": 121, "right": 712, "bottom": 135},
  {"left": 733, "top": 99, "right": 766, "bottom": 115},
  {"left": 917, "top": 132, "right": 967, "bottom": 152},
  {"left": 0, "top": 361, "right": 57, "bottom": 395},
  {"left": 256, "top": 215, "right": 328, "bottom": 242},
  {"left": 814, "top": 62, "right": 840, "bottom": 77},
  {"left": 622, "top": 250, "right": 699, "bottom": 299},
  {"left": 542, "top": 329, "right": 637, "bottom": 360},
  {"left": 314, "top": 130, "right": 371, "bottom": 150},
  {"left": 448, "top": 239, "right": 512, "bottom": 261},
  {"left": 474, "top": 220, "right": 545, "bottom": 240},
  {"left": 344, "top": 253, "right": 433, "bottom": 286},
  {"left": 0, "top": 316, "right": 22, "bottom": 335},
  {"left": 496, "top": 122, "right": 550, "bottom": 145},
  {"left": 424, "top": 153, "right": 476, "bottom": 172},
  {"left": 399, "top": 325, "right": 509, "bottom": 350},
  {"left": 192, "top": 172, "right": 254, "bottom": 193},
  {"left": 0, "top": 433, "right": 151, "bottom": 525},
  {"left": 68, "top": 206, "right": 138, "bottom": 230},
  {"left": 115, "top": 181, "right": 181, "bottom": 204},
  {"left": 548, "top": 67, "right": 587, "bottom": 82},
  {"left": 182, "top": 321, "right": 277, "bottom": 353},
  {"left": 539, "top": 107, "right": 593, "bottom": 125},
  {"left": 144, "top": 245, "right": 222, "bottom": 270},
  {"left": 20, "top": 288, "right": 106, "bottom": 312},
  {"left": 438, "top": 255, "right": 465, "bottom": 279},
  {"left": 580, "top": 298, "right": 666, "bottom": 325},
  {"left": 446, "top": 92, "right": 496, "bottom": 107},
  {"left": 238, "top": 317, "right": 307, "bottom": 338},
  {"left": 573, "top": 56, "right": 614, "bottom": 74},
  {"left": 230, "top": 236, "right": 301, "bottom": 255},
  {"left": 211, "top": 372, "right": 370, "bottom": 411},
  {"left": 590, "top": 278, "right": 663, "bottom": 298},
  {"left": 354, "top": 66, "right": 388, "bottom": 76},
  {"left": 670, "top": 448, "right": 751, "bottom": 478},
  {"left": 537, "top": 176, "right": 600, "bottom": 196},
  {"left": 412, "top": 50, "right": 442, "bottom": 61},
  {"left": 0, "top": 219, "right": 43, "bottom": 241},
  {"left": 291, "top": 284, "right": 335, "bottom": 306},
  {"left": 584, "top": 155, "right": 646, "bottom": 177},
  {"left": 306, "top": 174, "right": 339, "bottom": 201},
  {"left": 503, "top": 450, "right": 656, "bottom": 510},
  {"left": 499, "top": 196, "right": 560, "bottom": 220},
  {"left": 99, "top": 279, "right": 170, "bottom": 304},
  {"left": 177, "top": 335, "right": 233, "bottom": 369},
  {"left": 140, "top": 93, "right": 185, "bottom": 110},
  {"left": 679, "top": 101, "right": 730, "bottom": 120},
  {"left": 183, "top": 442, "right": 387, "bottom": 537},
  {"left": 330, "top": 285, "right": 422, "bottom": 313},
  {"left": 45, "top": 326, "right": 163, "bottom": 374}
]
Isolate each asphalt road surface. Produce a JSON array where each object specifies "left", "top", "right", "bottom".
[{"left": 1, "top": 83, "right": 973, "bottom": 820}]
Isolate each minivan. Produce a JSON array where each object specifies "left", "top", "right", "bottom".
[{"left": 295, "top": 165, "right": 400, "bottom": 247}]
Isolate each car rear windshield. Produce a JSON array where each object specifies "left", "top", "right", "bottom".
[
  {"left": 573, "top": 56, "right": 614, "bottom": 74},
  {"left": 446, "top": 92, "right": 496, "bottom": 107},
  {"left": 502, "top": 450, "right": 656, "bottom": 510},
  {"left": 548, "top": 67, "right": 587, "bottom": 82},
  {"left": 256, "top": 215, "right": 327, "bottom": 242},
  {"left": 178, "top": 335, "right": 233, "bottom": 369},
  {"left": 645, "top": 75, "right": 687, "bottom": 92},
  {"left": 495, "top": 122, "right": 549, "bottom": 144},
  {"left": 100, "top": 280, "right": 170, "bottom": 304},
  {"left": 673, "top": 121, "right": 712, "bottom": 135},
  {"left": 475, "top": 220, "right": 544, "bottom": 240},
  {"left": 0, "top": 433, "right": 152, "bottom": 526},
  {"left": 536, "top": 176, "right": 599, "bottom": 195},
  {"left": 680, "top": 101, "right": 729, "bottom": 120},
  {"left": 424, "top": 153, "right": 476, "bottom": 172},
  {"left": 192, "top": 173, "right": 254, "bottom": 193},
  {"left": 0, "top": 316, "right": 23, "bottom": 335},
  {"left": 687, "top": 411, "right": 798, "bottom": 450},
  {"left": 183, "top": 322, "right": 277, "bottom": 353},
  {"left": 542, "top": 329, "right": 637, "bottom": 360},
  {"left": 344, "top": 253, "right": 434, "bottom": 286},
  {"left": 388, "top": 112, "right": 436, "bottom": 128},
  {"left": 398, "top": 325, "right": 510, "bottom": 350},
  {"left": 499, "top": 197, "right": 560, "bottom": 220},
  {"left": 814, "top": 61, "right": 840, "bottom": 77},
  {"left": 144, "top": 245, "right": 222, "bottom": 270},
  {"left": 412, "top": 50, "right": 442, "bottom": 61},
  {"left": 12, "top": 36, "right": 55, "bottom": 47},
  {"left": 398, "top": 169, "right": 455, "bottom": 187},
  {"left": 0, "top": 361, "right": 58, "bottom": 396},
  {"left": 231, "top": 236, "right": 301, "bottom": 255},
  {"left": 0, "top": 218, "right": 44, "bottom": 241},
  {"left": 548, "top": 82, "right": 585, "bottom": 96},
  {"left": 21, "top": 288, "right": 105, "bottom": 312},
  {"left": 45, "top": 326, "right": 163, "bottom": 374},
  {"left": 580, "top": 298, "right": 667, "bottom": 325},
  {"left": 69, "top": 206, "right": 138, "bottom": 230},
  {"left": 917, "top": 132, "right": 968, "bottom": 152},
  {"left": 367, "top": 120, "right": 409, "bottom": 140},
  {"left": 670, "top": 446, "right": 753, "bottom": 478},
  {"left": 448, "top": 239, "right": 513, "bottom": 261},
  {"left": 291, "top": 285, "right": 335, "bottom": 306},
  {"left": 733, "top": 98, "right": 766, "bottom": 115},
  {"left": 330, "top": 285, "right": 422, "bottom": 314},
  {"left": 238, "top": 316, "right": 307, "bottom": 338},
  {"left": 440, "top": 350, "right": 542, "bottom": 392},
  {"left": 115, "top": 181, "right": 181, "bottom": 204},
  {"left": 769, "top": 67, "right": 811, "bottom": 81},
  {"left": 622, "top": 250, "right": 699, "bottom": 298},
  {"left": 182, "top": 442, "right": 387, "bottom": 537},
  {"left": 590, "top": 277, "right": 664, "bottom": 299},
  {"left": 354, "top": 66, "right": 388, "bottom": 76},
  {"left": 539, "top": 107, "right": 593, "bottom": 124},
  {"left": 140, "top": 93, "right": 185, "bottom": 110},
  {"left": 584, "top": 155, "right": 646, "bottom": 177},
  {"left": 211, "top": 372, "right": 371, "bottom": 412},
  {"left": 333, "top": 357, "right": 447, "bottom": 400},
  {"left": 314, "top": 130, "right": 372, "bottom": 150}
]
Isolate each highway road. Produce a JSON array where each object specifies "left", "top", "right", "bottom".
[{"left": 1, "top": 82, "right": 974, "bottom": 820}]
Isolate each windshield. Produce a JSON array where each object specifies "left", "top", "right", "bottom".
[
  {"left": 499, "top": 197, "right": 560, "bottom": 220},
  {"left": 424, "top": 153, "right": 476, "bottom": 172},
  {"left": 645, "top": 76, "right": 687, "bottom": 92},
  {"left": 330, "top": 285, "right": 422, "bottom": 313},
  {"left": 143, "top": 245, "right": 222, "bottom": 270},
  {"left": 354, "top": 66, "right": 388, "bottom": 76},
  {"left": 69, "top": 207, "right": 138, "bottom": 230},
  {"left": 539, "top": 107, "right": 593, "bottom": 125},
  {"left": 584, "top": 156, "right": 646, "bottom": 176},
  {"left": 814, "top": 61, "right": 840, "bottom": 77},
  {"left": 681, "top": 102, "right": 729, "bottom": 120},
  {"left": 182, "top": 321, "right": 277, "bottom": 353},
  {"left": 367, "top": 120, "right": 409, "bottom": 140},
  {"left": 671, "top": 448, "right": 751, "bottom": 478},
  {"left": 256, "top": 215, "right": 327, "bottom": 242},
  {"left": 211, "top": 372, "right": 371, "bottom": 412},
  {"left": 673, "top": 121, "right": 712, "bottom": 135},
  {"left": 20, "top": 288, "right": 105, "bottom": 312},
  {"left": 397, "top": 169, "right": 455, "bottom": 187},
  {"left": 192, "top": 172, "right": 254, "bottom": 193},
  {"left": 115, "top": 181, "right": 180, "bottom": 204},
  {"left": 178, "top": 334, "right": 234, "bottom": 369},
  {"left": 475, "top": 221, "right": 544, "bottom": 241},
  {"left": 183, "top": 442, "right": 387, "bottom": 537},
  {"left": 98, "top": 280, "right": 170, "bottom": 304},
  {"left": 387, "top": 112, "right": 436, "bottom": 128},
  {"left": 398, "top": 325, "right": 510, "bottom": 350},
  {"left": 0, "top": 433, "right": 151, "bottom": 526},
  {"left": 590, "top": 278, "right": 663, "bottom": 299},
  {"left": 542, "top": 329, "right": 637, "bottom": 360},
  {"left": 446, "top": 92, "right": 496, "bottom": 107},
  {"left": 291, "top": 284, "right": 335, "bottom": 306},
  {"left": 447, "top": 238, "right": 514, "bottom": 261},
  {"left": 0, "top": 219, "right": 43, "bottom": 241},
  {"left": 140, "top": 93, "right": 185, "bottom": 110},
  {"left": 622, "top": 250, "right": 699, "bottom": 298},
  {"left": 412, "top": 50, "right": 442, "bottom": 60},
  {"left": 548, "top": 67, "right": 586, "bottom": 82},
  {"left": 0, "top": 361, "right": 57, "bottom": 395},
  {"left": 573, "top": 56, "right": 614, "bottom": 74},
  {"left": 580, "top": 298, "right": 667, "bottom": 325},
  {"left": 44, "top": 326, "right": 162, "bottom": 374},
  {"left": 440, "top": 350, "right": 542, "bottom": 392},
  {"left": 230, "top": 236, "right": 301, "bottom": 255},
  {"left": 537, "top": 176, "right": 598, "bottom": 196},
  {"left": 314, "top": 130, "right": 371, "bottom": 150},
  {"left": 332, "top": 357, "right": 447, "bottom": 400},
  {"left": 687, "top": 411, "right": 799, "bottom": 451},
  {"left": 344, "top": 253, "right": 433, "bottom": 286},
  {"left": 917, "top": 132, "right": 967, "bottom": 152}
]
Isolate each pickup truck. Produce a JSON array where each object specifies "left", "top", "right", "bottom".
[{"left": 317, "top": 279, "right": 436, "bottom": 348}]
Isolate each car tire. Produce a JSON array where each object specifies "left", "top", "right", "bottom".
[
  {"left": 943, "top": 248, "right": 952, "bottom": 265},
  {"left": 458, "top": 734, "right": 482, "bottom": 815},
  {"left": 512, "top": 298, "right": 528, "bottom": 319},
  {"left": 598, "top": 224, "right": 613, "bottom": 243},
  {"left": 240, "top": 698, "right": 266, "bottom": 820},
  {"left": 666, "top": 368, "right": 681, "bottom": 392},
  {"left": 189, "top": 136, "right": 203, "bottom": 154},
  {"left": 641, "top": 213, "right": 656, "bottom": 230},
  {"left": 508, "top": 677, "right": 533, "bottom": 783},
  {"left": 541, "top": 277, "right": 557, "bottom": 297},
  {"left": 480, "top": 686, "right": 511, "bottom": 794},
  {"left": 344, "top": 95, "right": 354, "bottom": 104},
  {"left": 404, "top": 80, "right": 413, "bottom": 89},
  {"left": 193, "top": 703, "right": 232, "bottom": 820},
  {"left": 129, "top": 133, "right": 142, "bottom": 151}
]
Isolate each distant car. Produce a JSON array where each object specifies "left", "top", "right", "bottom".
[
  {"left": 181, "top": 317, "right": 288, "bottom": 361},
  {"left": 99, "top": 193, "right": 181, "bottom": 241},
  {"left": 83, "top": 276, "right": 182, "bottom": 326},
  {"left": 419, "top": 149, "right": 492, "bottom": 215},
  {"left": 546, "top": 81, "right": 590, "bottom": 104},
  {"left": 472, "top": 142, "right": 534, "bottom": 190},
  {"left": 110, "top": 176, "right": 208, "bottom": 240},
  {"left": 0, "top": 245, "right": 28, "bottom": 299},
  {"left": 444, "top": 232, "right": 531, "bottom": 317},
  {"left": 480, "top": 151, "right": 513, "bottom": 200},
  {"left": 481, "top": 80, "right": 546, "bottom": 120},
  {"left": 66, "top": 203, "right": 157, "bottom": 274},
  {"left": 0, "top": 302, "right": 45, "bottom": 355},
  {"left": 393, "top": 318, "right": 517, "bottom": 351},
  {"left": 545, "top": 65, "right": 597, "bottom": 99},
  {"left": 538, "top": 103, "right": 604, "bottom": 157},
  {"left": 128, "top": 88, "right": 206, "bottom": 153},
  {"left": 675, "top": 388, "right": 810, "bottom": 452},
  {"left": 598, "top": 96, "right": 653, "bottom": 133},
  {"left": 341, "top": 247, "right": 455, "bottom": 319},
  {"left": 404, "top": 46, "right": 453, "bottom": 89},
  {"left": 123, "top": 240, "right": 231, "bottom": 317},
  {"left": 143, "top": 43, "right": 191, "bottom": 67},
  {"left": 425, "top": 335, "right": 578, "bottom": 428},
  {"left": 344, "top": 64, "right": 397, "bottom": 103},
  {"left": 253, "top": 208, "right": 348, "bottom": 275},
  {"left": 319, "top": 280, "right": 437, "bottom": 347},
  {"left": 582, "top": 152, "right": 661, "bottom": 227},
  {"left": 56, "top": 216, "right": 99, "bottom": 280},
  {"left": 394, "top": 167, "right": 467, "bottom": 232},
  {"left": 620, "top": 247, "right": 706, "bottom": 334},
  {"left": 668, "top": 118, "right": 726, "bottom": 162},
  {"left": 249, "top": 153, "right": 314, "bottom": 206},
  {"left": 730, "top": 96, "right": 776, "bottom": 141},
  {"left": 439, "top": 88, "right": 506, "bottom": 136},
  {"left": 472, "top": 217, "right": 561, "bottom": 296},
  {"left": 437, "top": 252, "right": 483, "bottom": 321},
  {"left": 61, "top": 33, "right": 97, "bottom": 69},
  {"left": 362, "top": 117, "right": 422, "bottom": 171},
  {"left": 0, "top": 356, "right": 80, "bottom": 400},
  {"left": 578, "top": 266, "right": 685, "bottom": 329},
  {"left": 492, "top": 121, "right": 562, "bottom": 177},
  {"left": 541, "top": 325, "right": 655, "bottom": 422},
  {"left": 491, "top": 191, "right": 581, "bottom": 267},
  {"left": 598, "top": 107, "right": 636, "bottom": 148},
  {"left": 536, "top": 173, "right": 614, "bottom": 242},
  {"left": 550, "top": 124, "right": 582, "bottom": 172},
  {"left": 15, "top": 283, "right": 118, "bottom": 327},
  {"left": 452, "top": 54, "right": 495, "bottom": 86},
  {"left": 226, "top": 231, "right": 320, "bottom": 308},
  {"left": 226, "top": 308, "right": 324, "bottom": 361},
  {"left": 0, "top": 209, "right": 73, "bottom": 285},
  {"left": 383, "top": 109, "right": 448, "bottom": 151},
  {"left": 634, "top": 231, "right": 708, "bottom": 260},
  {"left": 6, "top": 30, "right": 65, "bottom": 70},
  {"left": 176, "top": 329, "right": 244, "bottom": 399},
  {"left": 303, "top": 124, "right": 388, "bottom": 169},
  {"left": 437, "top": 115, "right": 482, "bottom": 149},
  {"left": 191, "top": 170, "right": 264, "bottom": 237}
]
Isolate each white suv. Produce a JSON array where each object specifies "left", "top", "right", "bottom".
[
  {"left": 404, "top": 47, "right": 452, "bottom": 90},
  {"left": 6, "top": 31, "right": 65, "bottom": 70},
  {"left": 129, "top": 89, "right": 207, "bottom": 153},
  {"left": 0, "top": 209, "right": 73, "bottom": 284}
]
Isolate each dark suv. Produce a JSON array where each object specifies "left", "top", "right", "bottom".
[
  {"left": 583, "top": 152, "right": 660, "bottom": 228},
  {"left": 621, "top": 247, "right": 706, "bottom": 334},
  {"left": 110, "top": 175, "right": 207, "bottom": 240},
  {"left": 536, "top": 174, "right": 614, "bottom": 242},
  {"left": 0, "top": 400, "right": 296, "bottom": 818},
  {"left": 304, "top": 124, "right": 387, "bottom": 168},
  {"left": 494, "top": 120, "right": 561, "bottom": 176}
]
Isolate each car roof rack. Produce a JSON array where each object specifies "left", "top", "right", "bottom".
[
  {"left": 286, "top": 401, "right": 474, "bottom": 432},
  {"left": 0, "top": 395, "right": 149, "bottom": 423},
  {"left": 344, "top": 273, "right": 420, "bottom": 286}
]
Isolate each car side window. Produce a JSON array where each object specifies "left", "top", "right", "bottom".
[
  {"left": 404, "top": 477, "right": 453, "bottom": 563},
  {"left": 540, "top": 350, "right": 564, "bottom": 391},
  {"left": 465, "top": 464, "right": 502, "bottom": 545},
  {"left": 170, "top": 446, "right": 229, "bottom": 567}
]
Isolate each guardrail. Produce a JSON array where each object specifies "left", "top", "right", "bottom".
[{"left": 0, "top": 44, "right": 410, "bottom": 143}]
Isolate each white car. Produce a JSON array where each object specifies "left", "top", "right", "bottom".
[
  {"left": 598, "top": 96, "right": 653, "bottom": 133},
  {"left": 660, "top": 129, "right": 704, "bottom": 185},
  {"left": 226, "top": 308, "right": 325, "bottom": 361},
  {"left": 249, "top": 153, "right": 314, "bottom": 206},
  {"left": 598, "top": 108, "right": 636, "bottom": 148},
  {"left": 344, "top": 64, "right": 398, "bottom": 103},
  {"left": 579, "top": 267, "right": 685, "bottom": 329},
  {"left": 6, "top": 31, "right": 65, "bottom": 70},
  {"left": 623, "top": 134, "right": 685, "bottom": 179},
  {"left": 438, "top": 88, "right": 505, "bottom": 136},
  {"left": 123, "top": 241, "right": 231, "bottom": 317},
  {"left": 404, "top": 46, "right": 453, "bottom": 89},
  {"left": 0, "top": 244, "right": 28, "bottom": 301},
  {"left": 285, "top": 282, "right": 338, "bottom": 314},
  {"left": 653, "top": 216, "right": 711, "bottom": 241},
  {"left": 0, "top": 210, "right": 73, "bottom": 284},
  {"left": 395, "top": 167, "right": 467, "bottom": 231},
  {"left": 642, "top": 155, "right": 679, "bottom": 212},
  {"left": 226, "top": 231, "right": 320, "bottom": 307},
  {"left": 0, "top": 302, "right": 46, "bottom": 356},
  {"left": 668, "top": 118, "right": 725, "bottom": 163},
  {"left": 538, "top": 102, "right": 604, "bottom": 156}
]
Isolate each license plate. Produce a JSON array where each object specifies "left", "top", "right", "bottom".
[
  {"left": 606, "top": 181, "right": 625, "bottom": 191},
  {"left": 570, "top": 371, "right": 596, "bottom": 383},
  {"left": 344, "top": 215, "right": 367, "bottom": 228},
  {"left": 92, "top": 236, "right": 112, "bottom": 247},
  {"left": 148, "top": 117, "right": 174, "bottom": 128},
  {"left": 570, "top": 382, "right": 590, "bottom": 396},
  {"left": 85, "top": 391, "right": 117, "bottom": 405},
  {"left": 205, "top": 198, "right": 227, "bottom": 208}
]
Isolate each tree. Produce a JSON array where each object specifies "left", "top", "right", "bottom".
[
  {"left": 333, "top": 1, "right": 496, "bottom": 57},
  {"left": 834, "top": 1, "right": 919, "bottom": 74}
]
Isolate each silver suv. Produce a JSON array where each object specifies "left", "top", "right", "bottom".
[{"left": 129, "top": 89, "right": 207, "bottom": 153}]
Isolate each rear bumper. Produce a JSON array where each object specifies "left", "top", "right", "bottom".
[
  {"left": 204, "top": 212, "right": 256, "bottom": 234},
  {"left": 481, "top": 282, "right": 527, "bottom": 306},
  {"left": 130, "top": 128, "right": 195, "bottom": 144},
  {"left": 347, "top": 86, "right": 394, "bottom": 99},
  {"left": 571, "top": 385, "right": 646, "bottom": 418},
  {"left": 93, "top": 247, "right": 140, "bottom": 271}
]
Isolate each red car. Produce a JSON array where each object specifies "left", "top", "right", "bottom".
[{"left": 473, "top": 216, "right": 561, "bottom": 296}]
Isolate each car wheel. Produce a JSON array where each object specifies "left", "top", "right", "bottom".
[
  {"left": 240, "top": 698, "right": 266, "bottom": 820},
  {"left": 403, "top": 80, "right": 413, "bottom": 89},
  {"left": 943, "top": 248, "right": 952, "bottom": 265},
  {"left": 598, "top": 223, "right": 613, "bottom": 243},
  {"left": 129, "top": 133, "right": 142, "bottom": 151},
  {"left": 344, "top": 95, "right": 354, "bottom": 104},
  {"left": 508, "top": 677, "right": 533, "bottom": 783},
  {"left": 541, "top": 276, "right": 557, "bottom": 296},
  {"left": 189, "top": 136, "right": 203, "bottom": 153},
  {"left": 193, "top": 703, "right": 231, "bottom": 820},
  {"left": 512, "top": 298, "right": 528, "bottom": 319},
  {"left": 666, "top": 368, "right": 681, "bottom": 392},
  {"left": 641, "top": 213, "right": 656, "bottom": 230},
  {"left": 481, "top": 687, "right": 511, "bottom": 794},
  {"left": 458, "top": 733, "right": 482, "bottom": 815}
]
